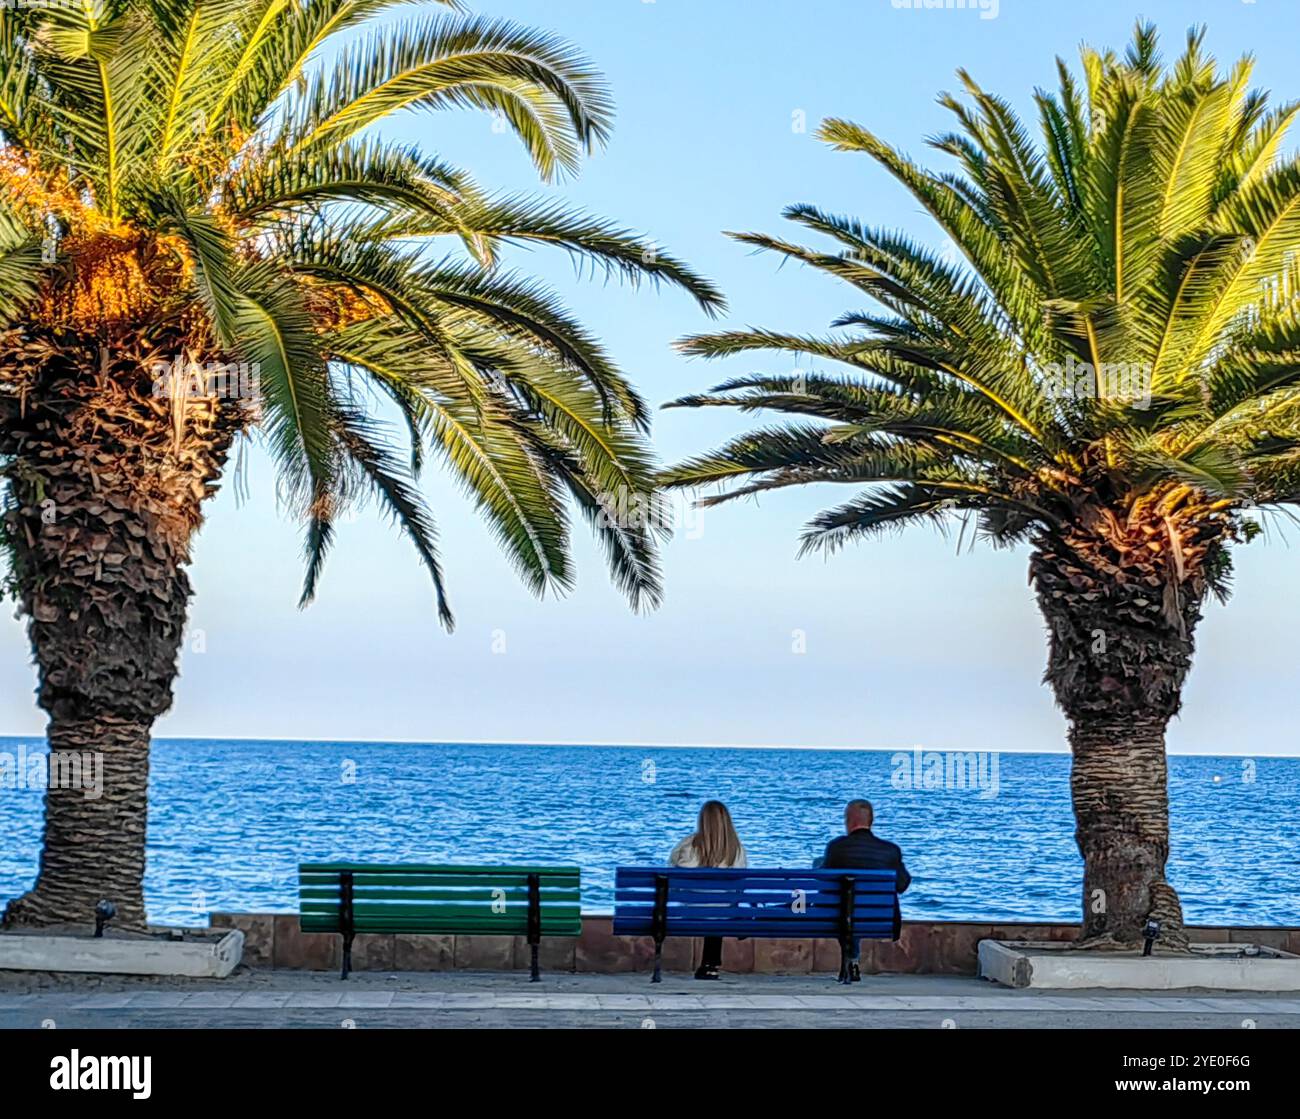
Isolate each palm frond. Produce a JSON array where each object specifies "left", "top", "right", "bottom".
[{"left": 671, "top": 23, "right": 1300, "bottom": 578}]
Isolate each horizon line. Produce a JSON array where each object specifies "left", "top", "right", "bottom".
[{"left": 0, "top": 733, "right": 1294, "bottom": 759}]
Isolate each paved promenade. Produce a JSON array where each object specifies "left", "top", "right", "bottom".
[{"left": 2, "top": 970, "right": 1298, "bottom": 1028}]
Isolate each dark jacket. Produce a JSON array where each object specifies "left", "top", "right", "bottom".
[{"left": 820, "top": 827, "right": 911, "bottom": 937}]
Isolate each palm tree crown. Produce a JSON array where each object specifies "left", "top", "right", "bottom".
[
  {"left": 0, "top": 0, "right": 723, "bottom": 623},
  {"left": 665, "top": 24, "right": 1299, "bottom": 608}
]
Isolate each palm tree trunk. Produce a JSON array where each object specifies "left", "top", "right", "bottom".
[
  {"left": 1032, "top": 535, "right": 1208, "bottom": 950},
  {"left": 1068, "top": 712, "right": 1186, "bottom": 948},
  {"left": 4, "top": 716, "right": 152, "bottom": 929},
  {"left": 1, "top": 328, "right": 244, "bottom": 931}
]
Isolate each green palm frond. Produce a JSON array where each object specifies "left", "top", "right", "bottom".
[
  {"left": 326, "top": 315, "right": 574, "bottom": 599},
  {"left": 376, "top": 192, "right": 726, "bottom": 312},
  {"left": 330, "top": 408, "right": 455, "bottom": 625},
  {"left": 0, "top": 203, "right": 42, "bottom": 323},
  {"left": 233, "top": 264, "right": 340, "bottom": 514},
  {"left": 284, "top": 13, "right": 612, "bottom": 178},
  {"left": 149, "top": 193, "right": 246, "bottom": 344},
  {"left": 667, "top": 22, "right": 1300, "bottom": 575}
]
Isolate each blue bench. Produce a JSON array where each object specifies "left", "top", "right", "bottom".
[{"left": 613, "top": 866, "right": 900, "bottom": 983}]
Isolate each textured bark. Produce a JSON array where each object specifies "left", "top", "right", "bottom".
[
  {"left": 1, "top": 323, "right": 246, "bottom": 930},
  {"left": 3, "top": 717, "right": 152, "bottom": 928},
  {"left": 1030, "top": 506, "right": 1223, "bottom": 950},
  {"left": 1068, "top": 714, "right": 1185, "bottom": 949}
]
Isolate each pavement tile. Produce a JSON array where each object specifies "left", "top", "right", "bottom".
[
  {"left": 595, "top": 995, "right": 653, "bottom": 1009},
  {"left": 178, "top": 993, "right": 239, "bottom": 1009},
  {"left": 438, "top": 994, "right": 497, "bottom": 1009},
  {"left": 69, "top": 994, "right": 137, "bottom": 1009},
  {"left": 1040, "top": 996, "right": 1120, "bottom": 1008},
  {"left": 389, "top": 993, "right": 447, "bottom": 1008},
  {"left": 339, "top": 992, "right": 394, "bottom": 1008},
  {"left": 1183, "top": 997, "right": 1286, "bottom": 1014},
  {"left": 231, "top": 992, "right": 293, "bottom": 1008},
  {"left": 1080, "top": 996, "right": 1186, "bottom": 1011},
  {"left": 646, "top": 996, "right": 705, "bottom": 1009},
  {"left": 742, "top": 995, "right": 815, "bottom": 1010},
  {"left": 839, "top": 997, "right": 911, "bottom": 1010},
  {"left": 121, "top": 992, "right": 187, "bottom": 1008},
  {"left": 964, "top": 996, "right": 1065, "bottom": 1011},
  {"left": 286, "top": 992, "right": 344, "bottom": 1008},
  {"left": 1024, "top": 996, "right": 1128, "bottom": 1010},
  {"left": 892, "top": 996, "right": 982, "bottom": 1009}
]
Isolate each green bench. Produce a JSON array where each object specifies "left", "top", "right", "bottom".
[{"left": 298, "top": 863, "right": 582, "bottom": 979}]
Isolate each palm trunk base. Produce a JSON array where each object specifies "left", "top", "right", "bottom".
[
  {"left": 2, "top": 717, "right": 151, "bottom": 933},
  {"left": 1070, "top": 717, "right": 1188, "bottom": 951}
]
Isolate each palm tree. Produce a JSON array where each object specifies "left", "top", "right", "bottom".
[
  {"left": 0, "top": 0, "right": 721, "bottom": 930},
  {"left": 664, "top": 25, "right": 1300, "bottom": 949}
]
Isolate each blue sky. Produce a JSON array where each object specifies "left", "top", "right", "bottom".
[{"left": 4, "top": 0, "right": 1299, "bottom": 754}]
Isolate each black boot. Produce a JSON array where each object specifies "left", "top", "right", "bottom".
[{"left": 694, "top": 964, "right": 720, "bottom": 980}]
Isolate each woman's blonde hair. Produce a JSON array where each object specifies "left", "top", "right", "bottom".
[{"left": 691, "top": 800, "right": 742, "bottom": 868}]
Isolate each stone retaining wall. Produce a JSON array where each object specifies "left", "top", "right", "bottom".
[{"left": 210, "top": 913, "right": 1300, "bottom": 975}]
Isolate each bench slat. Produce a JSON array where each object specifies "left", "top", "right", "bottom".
[
  {"left": 612, "top": 886, "right": 896, "bottom": 899},
  {"left": 611, "top": 912, "right": 893, "bottom": 930},
  {"left": 300, "top": 874, "right": 579, "bottom": 889},
  {"left": 613, "top": 918, "right": 894, "bottom": 938},
  {"left": 614, "top": 867, "right": 898, "bottom": 881},
  {"left": 302, "top": 901, "right": 580, "bottom": 917},
  {"left": 611, "top": 901, "right": 895, "bottom": 917},
  {"left": 300, "top": 887, "right": 578, "bottom": 903},
  {"left": 302, "top": 917, "right": 581, "bottom": 933},
  {"left": 612, "top": 891, "right": 895, "bottom": 904},
  {"left": 616, "top": 879, "right": 896, "bottom": 895},
  {"left": 300, "top": 863, "right": 578, "bottom": 877}
]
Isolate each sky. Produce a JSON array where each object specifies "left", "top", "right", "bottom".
[{"left": 4, "top": 0, "right": 1300, "bottom": 755}]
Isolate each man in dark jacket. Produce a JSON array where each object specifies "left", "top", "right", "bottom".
[{"left": 818, "top": 799, "right": 911, "bottom": 981}]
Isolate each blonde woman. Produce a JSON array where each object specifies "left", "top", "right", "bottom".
[{"left": 669, "top": 800, "right": 748, "bottom": 980}]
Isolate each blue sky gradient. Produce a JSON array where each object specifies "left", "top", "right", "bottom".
[{"left": 3, "top": 0, "right": 1298, "bottom": 754}]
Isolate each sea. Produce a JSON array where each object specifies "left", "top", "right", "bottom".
[{"left": 0, "top": 737, "right": 1295, "bottom": 926}]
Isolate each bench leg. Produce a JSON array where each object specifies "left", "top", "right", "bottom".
[
  {"left": 339, "top": 870, "right": 356, "bottom": 981},
  {"left": 651, "top": 937, "right": 664, "bottom": 984},
  {"left": 525, "top": 873, "right": 542, "bottom": 982},
  {"left": 837, "top": 942, "right": 851, "bottom": 985}
]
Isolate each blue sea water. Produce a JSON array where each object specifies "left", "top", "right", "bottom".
[{"left": 0, "top": 737, "right": 1295, "bottom": 926}]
